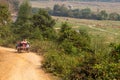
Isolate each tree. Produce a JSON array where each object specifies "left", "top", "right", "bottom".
[
  {"left": 0, "top": 25, "right": 13, "bottom": 43},
  {"left": 58, "top": 23, "right": 78, "bottom": 54},
  {"left": 109, "top": 12, "right": 120, "bottom": 20},
  {"left": 13, "top": 0, "right": 33, "bottom": 39},
  {"left": 53, "top": 4, "right": 61, "bottom": 16},
  {"left": 97, "top": 10, "right": 108, "bottom": 20},
  {"left": 32, "top": 8, "right": 56, "bottom": 40},
  {"left": 72, "top": 9, "right": 80, "bottom": 18},
  {"left": 60, "top": 22, "right": 71, "bottom": 33},
  {"left": 16, "top": 0, "right": 31, "bottom": 23},
  {"left": 0, "top": 3, "right": 11, "bottom": 26},
  {"left": 0, "top": 3, "right": 13, "bottom": 46},
  {"left": 58, "top": 23, "right": 91, "bottom": 54},
  {"left": 59, "top": 4, "right": 68, "bottom": 16},
  {"left": 110, "top": 44, "right": 120, "bottom": 63},
  {"left": 53, "top": 4, "right": 68, "bottom": 16},
  {"left": 80, "top": 8, "right": 92, "bottom": 19}
]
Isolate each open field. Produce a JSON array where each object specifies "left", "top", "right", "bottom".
[
  {"left": 52, "top": 16, "right": 120, "bottom": 43},
  {"left": 30, "top": 1, "right": 120, "bottom": 37},
  {"left": 30, "top": 1, "right": 120, "bottom": 13}
]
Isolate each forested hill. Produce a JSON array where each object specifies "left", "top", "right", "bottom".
[{"left": 30, "top": 0, "right": 120, "bottom": 2}]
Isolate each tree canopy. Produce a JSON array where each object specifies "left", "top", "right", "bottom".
[{"left": 0, "top": 3, "right": 10, "bottom": 26}]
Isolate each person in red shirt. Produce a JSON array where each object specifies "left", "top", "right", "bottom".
[{"left": 21, "top": 39, "right": 28, "bottom": 50}]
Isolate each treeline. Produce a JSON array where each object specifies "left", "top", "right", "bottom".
[
  {"left": 0, "top": 1, "right": 119, "bottom": 80},
  {"left": 81, "top": 0, "right": 120, "bottom": 2},
  {"left": 46, "top": 4, "right": 120, "bottom": 21},
  {"left": 30, "top": 0, "right": 120, "bottom": 2}
]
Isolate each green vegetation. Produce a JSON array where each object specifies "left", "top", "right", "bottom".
[
  {"left": 46, "top": 4, "right": 120, "bottom": 21},
  {"left": 0, "top": 3, "right": 11, "bottom": 25},
  {"left": 9, "top": 0, "right": 19, "bottom": 11},
  {"left": 30, "top": 0, "right": 120, "bottom": 2},
  {"left": 12, "top": 0, "right": 33, "bottom": 39},
  {"left": 57, "top": 23, "right": 91, "bottom": 54},
  {"left": 31, "top": 1, "right": 120, "bottom": 14},
  {"left": 0, "top": 3, "right": 14, "bottom": 47},
  {"left": 32, "top": 8, "right": 56, "bottom": 40},
  {"left": 0, "top": 0, "right": 120, "bottom": 80}
]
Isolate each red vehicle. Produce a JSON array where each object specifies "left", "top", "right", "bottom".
[{"left": 16, "top": 41, "right": 30, "bottom": 53}]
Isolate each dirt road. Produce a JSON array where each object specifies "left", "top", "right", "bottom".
[
  {"left": 88, "top": 25, "right": 119, "bottom": 35},
  {"left": 0, "top": 47, "right": 53, "bottom": 80}
]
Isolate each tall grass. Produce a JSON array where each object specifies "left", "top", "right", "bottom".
[
  {"left": 30, "top": 40, "right": 58, "bottom": 55},
  {"left": 43, "top": 50, "right": 81, "bottom": 77}
]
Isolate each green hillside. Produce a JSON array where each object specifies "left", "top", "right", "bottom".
[{"left": 0, "top": 0, "right": 119, "bottom": 80}]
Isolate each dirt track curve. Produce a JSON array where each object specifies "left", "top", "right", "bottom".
[{"left": 0, "top": 47, "right": 53, "bottom": 80}]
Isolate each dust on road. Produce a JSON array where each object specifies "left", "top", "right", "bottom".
[{"left": 0, "top": 47, "right": 53, "bottom": 80}]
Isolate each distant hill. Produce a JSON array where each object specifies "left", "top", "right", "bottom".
[
  {"left": 30, "top": 0, "right": 120, "bottom": 2},
  {"left": 81, "top": 0, "right": 120, "bottom": 2}
]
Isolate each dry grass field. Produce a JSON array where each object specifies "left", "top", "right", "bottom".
[
  {"left": 30, "top": 1, "right": 120, "bottom": 42},
  {"left": 30, "top": 1, "right": 120, "bottom": 13},
  {"left": 52, "top": 16, "right": 120, "bottom": 43}
]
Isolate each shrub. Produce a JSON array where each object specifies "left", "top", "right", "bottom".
[
  {"left": 110, "top": 43, "right": 120, "bottom": 63},
  {"left": 30, "top": 40, "right": 58, "bottom": 54},
  {"left": 32, "top": 8, "right": 57, "bottom": 40},
  {"left": 58, "top": 23, "right": 91, "bottom": 54},
  {"left": 93, "top": 62, "right": 120, "bottom": 80},
  {"left": 43, "top": 51, "right": 79, "bottom": 77},
  {"left": 0, "top": 25, "right": 15, "bottom": 47}
]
